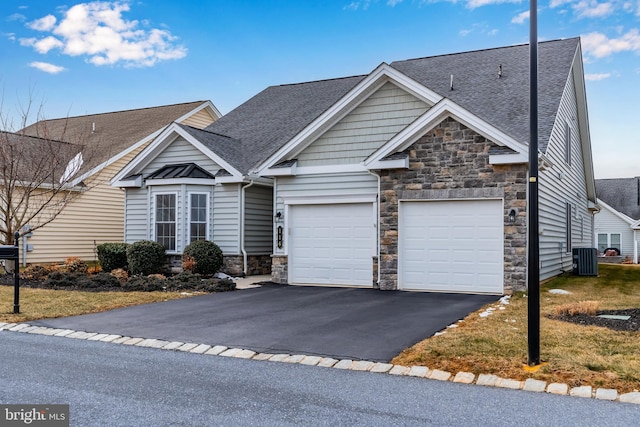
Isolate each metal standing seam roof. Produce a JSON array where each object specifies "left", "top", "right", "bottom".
[
  {"left": 596, "top": 178, "right": 640, "bottom": 220},
  {"left": 195, "top": 38, "right": 579, "bottom": 175}
]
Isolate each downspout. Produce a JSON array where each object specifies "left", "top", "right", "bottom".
[
  {"left": 240, "top": 180, "right": 255, "bottom": 276},
  {"left": 367, "top": 169, "right": 381, "bottom": 289}
]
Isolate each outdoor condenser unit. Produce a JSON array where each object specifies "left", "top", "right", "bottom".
[{"left": 572, "top": 248, "right": 598, "bottom": 276}]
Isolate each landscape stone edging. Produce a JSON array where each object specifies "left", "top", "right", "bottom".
[{"left": 2, "top": 323, "right": 638, "bottom": 404}]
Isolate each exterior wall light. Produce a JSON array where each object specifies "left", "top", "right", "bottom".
[{"left": 508, "top": 209, "right": 517, "bottom": 223}]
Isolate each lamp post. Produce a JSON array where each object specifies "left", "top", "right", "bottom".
[{"left": 528, "top": 0, "right": 541, "bottom": 367}]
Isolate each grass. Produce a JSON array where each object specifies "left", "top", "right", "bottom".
[
  {"left": 0, "top": 286, "right": 189, "bottom": 324},
  {"left": 392, "top": 264, "right": 640, "bottom": 393}
]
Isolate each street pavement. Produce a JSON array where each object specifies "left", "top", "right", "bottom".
[{"left": 1, "top": 332, "right": 637, "bottom": 427}]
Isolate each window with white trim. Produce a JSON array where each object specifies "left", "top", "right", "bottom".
[
  {"left": 155, "top": 194, "right": 176, "bottom": 251},
  {"left": 597, "top": 233, "right": 621, "bottom": 254},
  {"left": 564, "top": 120, "right": 572, "bottom": 165},
  {"left": 565, "top": 202, "right": 573, "bottom": 253},
  {"left": 189, "top": 193, "right": 208, "bottom": 242}
]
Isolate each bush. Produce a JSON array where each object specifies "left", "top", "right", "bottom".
[
  {"left": 126, "top": 240, "right": 166, "bottom": 275},
  {"left": 44, "top": 271, "right": 84, "bottom": 288},
  {"left": 110, "top": 268, "right": 129, "bottom": 284},
  {"left": 64, "top": 257, "right": 88, "bottom": 274},
  {"left": 122, "top": 275, "right": 166, "bottom": 292},
  {"left": 182, "top": 240, "right": 223, "bottom": 275},
  {"left": 97, "top": 242, "right": 129, "bottom": 272},
  {"left": 83, "top": 272, "right": 121, "bottom": 289},
  {"left": 21, "top": 264, "right": 54, "bottom": 281}
]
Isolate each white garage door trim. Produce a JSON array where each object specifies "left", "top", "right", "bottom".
[
  {"left": 399, "top": 199, "right": 504, "bottom": 294},
  {"left": 287, "top": 202, "right": 375, "bottom": 287}
]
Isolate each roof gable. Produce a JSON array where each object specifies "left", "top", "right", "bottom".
[{"left": 596, "top": 178, "right": 640, "bottom": 220}]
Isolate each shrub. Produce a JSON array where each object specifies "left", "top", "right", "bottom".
[
  {"left": 44, "top": 271, "right": 84, "bottom": 288},
  {"left": 21, "top": 264, "right": 54, "bottom": 281},
  {"left": 64, "top": 257, "right": 88, "bottom": 274},
  {"left": 97, "top": 242, "right": 129, "bottom": 272},
  {"left": 122, "top": 275, "right": 166, "bottom": 292},
  {"left": 182, "top": 240, "right": 223, "bottom": 275},
  {"left": 82, "top": 272, "right": 121, "bottom": 289},
  {"left": 182, "top": 255, "right": 196, "bottom": 272},
  {"left": 126, "top": 240, "right": 166, "bottom": 275},
  {"left": 110, "top": 268, "right": 129, "bottom": 284}
]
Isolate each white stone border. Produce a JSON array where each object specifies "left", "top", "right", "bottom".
[{"left": 1, "top": 321, "right": 638, "bottom": 405}]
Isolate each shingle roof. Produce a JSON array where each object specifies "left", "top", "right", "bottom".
[
  {"left": 596, "top": 178, "right": 640, "bottom": 220},
  {"left": 201, "top": 76, "right": 365, "bottom": 173},
  {"left": 0, "top": 131, "right": 83, "bottom": 184},
  {"left": 196, "top": 39, "right": 579, "bottom": 174},
  {"left": 21, "top": 101, "right": 209, "bottom": 172},
  {"left": 390, "top": 38, "right": 579, "bottom": 152},
  {"left": 147, "top": 163, "right": 215, "bottom": 180}
]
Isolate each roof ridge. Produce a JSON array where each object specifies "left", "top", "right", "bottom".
[
  {"left": 390, "top": 37, "right": 580, "bottom": 64},
  {"left": 274, "top": 74, "right": 366, "bottom": 88},
  {"left": 1, "top": 130, "right": 78, "bottom": 146},
  {"left": 179, "top": 123, "right": 239, "bottom": 142},
  {"left": 37, "top": 100, "right": 208, "bottom": 122}
]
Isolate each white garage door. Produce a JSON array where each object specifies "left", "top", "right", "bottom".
[
  {"left": 289, "top": 203, "right": 374, "bottom": 286},
  {"left": 400, "top": 199, "right": 503, "bottom": 294}
]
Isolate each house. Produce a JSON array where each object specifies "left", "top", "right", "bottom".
[
  {"left": 114, "top": 37, "right": 597, "bottom": 293},
  {"left": 18, "top": 101, "right": 220, "bottom": 264},
  {"left": 111, "top": 121, "right": 274, "bottom": 276},
  {"left": 595, "top": 177, "right": 640, "bottom": 263}
]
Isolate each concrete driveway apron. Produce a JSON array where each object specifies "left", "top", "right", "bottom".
[{"left": 33, "top": 284, "right": 498, "bottom": 362}]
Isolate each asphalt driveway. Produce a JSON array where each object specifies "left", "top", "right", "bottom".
[{"left": 33, "top": 284, "right": 498, "bottom": 362}]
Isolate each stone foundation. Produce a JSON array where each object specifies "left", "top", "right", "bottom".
[
  {"left": 372, "top": 256, "right": 379, "bottom": 289},
  {"left": 271, "top": 255, "right": 288, "bottom": 284},
  {"left": 222, "top": 255, "right": 272, "bottom": 277},
  {"left": 376, "top": 117, "right": 528, "bottom": 293}
]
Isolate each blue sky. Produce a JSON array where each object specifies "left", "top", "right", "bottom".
[{"left": 1, "top": 1, "right": 638, "bottom": 178}]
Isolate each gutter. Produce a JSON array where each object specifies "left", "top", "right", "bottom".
[{"left": 240, "top": 180, "right": 255, "bottom": 276}]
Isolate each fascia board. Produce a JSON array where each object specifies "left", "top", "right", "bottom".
[
  {"left": 146, "top": 178, "right": 217, "bottom": 186},
  {"left": 489, "top": 153, "right": 528, "bottom": 165},
  {"left": 253, "top": 64, "right": 444, "bottom": 175},
  {"left": 366, "top": 157, "right": 409, "bottom": 170},
  {"left": 176, "top": 100, "right": 222, "bottom": 122},
  {"left": 596, "top": 198, "right": 636, "bottom": 225},
  {"left": 573, "top": 47, "right": 597, "bottom": 203},
  {"left": 365, "top": 99, "right": 528, "bottom": 166}
]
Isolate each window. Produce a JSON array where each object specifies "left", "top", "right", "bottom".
[
  {"left": 155, "top": 194, "right": 176, "bottom": 251},
  {"left": 564, "top": 120, "right": 572, "bottom": 165},
  {"left": 597, "top": 233, "right": 622, "bottom": 254},
  {"left": 189, "top": 193, "right": 208, "bottom": 242},
  {"left": 565, "top": 202, "right": 572, "bottom": 253}
]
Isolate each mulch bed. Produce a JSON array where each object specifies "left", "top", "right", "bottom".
[{"left": 550, "top": 308, "right": 640, "bottom": 332}]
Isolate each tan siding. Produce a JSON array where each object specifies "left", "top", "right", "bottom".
[
  {"left": 26, "top": 148, "right": 144, "bottom": 264},
  {"left": 180, "top": 109, "right": 216, "bottom": 129},
  {"left": 297, "top": 82, "right": 429, "bottom": 166}
]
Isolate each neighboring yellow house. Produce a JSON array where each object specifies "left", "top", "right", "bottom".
[{"left": 19, "top": 101, "right": 220, "bottom": 264}]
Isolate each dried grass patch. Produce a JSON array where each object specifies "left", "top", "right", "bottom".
[
  {"left": 552, "top": 300, "right": 600, "bottom": 317},
  {"left": 392, "top": 264, "right": 640, "bottom": 393}
]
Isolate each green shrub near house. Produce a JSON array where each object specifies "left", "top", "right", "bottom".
[
  {"left": 126, "top": 240, "right": 166, "bottom": 275},
  {"left": 97, "top": 242, "right": 129, "bottom": 272},
  {"left": 182, "top": 240, "right": 223, "bottom": 275}
]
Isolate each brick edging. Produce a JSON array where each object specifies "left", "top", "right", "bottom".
[{"left": 2, "top": 322, "right": 638, "bottom": 405}]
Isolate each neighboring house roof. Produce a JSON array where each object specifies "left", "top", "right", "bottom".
[
  {"left": 0, "top": 131, "right": 83, "bottom": 186},
  {"left": 596, "top": 177, "right": 640, "bottom": 220},
  {"left": 21, "top": 101, "right": 219, "bottom": 179}
]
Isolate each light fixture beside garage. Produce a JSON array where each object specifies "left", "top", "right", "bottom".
[{"left": 508, "top": 209, "right": 517, "bottom": 223}]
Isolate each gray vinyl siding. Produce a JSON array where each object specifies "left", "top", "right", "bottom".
[
  {"left": 144, "top": 137, "right": 221, "bottom": 174},
  {"left": 244, "top": 185, "right": 274, "bottom": 254},
  {"left": 274, "top": 172, "right": 378, "bottom": 255},
  {"left": 538, "top": 70, "right": 593, "bottom": 279},
  {"left": 297, "top": 82, "right": 429, "bottom": 166},
  {"left": 594, "top": 206, "right": 635, "bottom": 258},
  {"left": 213, "top": 184, "right": 241, "bottom": 254},
  {"left": 124, "top": 188, "right": 149, "bottom": 243}
]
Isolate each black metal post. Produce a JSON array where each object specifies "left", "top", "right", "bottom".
[
  {"left": 527, "top": 0, "right": 541, "bottom": 366},
  {"left": 13, "top": 231, "right": 20, "bottom": 314}
]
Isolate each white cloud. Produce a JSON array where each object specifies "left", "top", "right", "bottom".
[
  {"left": 27, "top": 14, "right": 57, "bottom": 31},
  {"left": 466, "top": 0, "right": 522, "bottom": 8},
  {"left": 549, "top": 0, "right": 573, "bottom": 7},
  {"left": 574, "top": 0, "right": 615, "bottom": 17},
  {"left": 20, "top": 1, "right": 186, "bottom": 67},
  {"left": 585, "top": 72, "right": 611, "bottom": 80},
  {"left": 511, "top": 10, "right": 529, "bottom": 23},
  {"left": 7, "top": 13, "right": 27, "bottom": 22},
  {"left": 387, "top": 0, "right": 404, "bottom": 5},
  {"left": 344, "top": 1, "right": 373, "bottom": 10},
  {"left": 29, "top": 61, "right": 66, "bottom": 74},
  {"left": 582, "top": 30, "right": 640, "bottom": 58}
]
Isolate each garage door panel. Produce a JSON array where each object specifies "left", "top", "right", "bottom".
[
  {"left": 290, "top": 203, "right": 374, "bottom": 286},
  {"left": 400, "top": 200, "right": 503, "bottom": 294}
]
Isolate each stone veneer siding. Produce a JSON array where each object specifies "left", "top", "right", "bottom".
[
  {"left": 377, "top": 117, "right": 528, "bottom": 293},
  {"left": 271, "top": 255, "right": 288, "bottom": 284},
  {"left": 222, "top": 255, "right": 272, "bottom": 277}
]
